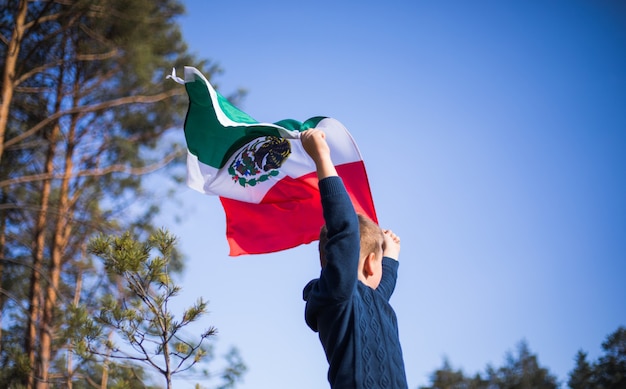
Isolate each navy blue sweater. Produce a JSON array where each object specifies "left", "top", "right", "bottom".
[{"left": 303, "top": 176, "right": 408, "bottom": 388}]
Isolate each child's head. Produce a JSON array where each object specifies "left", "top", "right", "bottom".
[
  {"left": 318, "top": 214, "right": 384, "bottom": 289},
  {"left": 356, "top": 214, "right": 384, "bottom": 289},
  {"left": 357, "top": 214, "right": 384, "bottom": 261}
]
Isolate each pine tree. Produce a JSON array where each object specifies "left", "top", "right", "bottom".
[
  {"left": 488, "top": 340, "right": 559, "bottom": 389},
  {"left": 593, "top": 327, "right": 626, "bottom": 389},
  {"left": 0, "top": 0, "right": 239, "bottom": 386},
  {"left": 87, "top": 229, "right": 246, "bottom": 389},
  {"left": 568, "top": 351, "right": 595, "bottom": 389},
  {"left": 420, "top": 340, "right": 558, "bottom": 389}
]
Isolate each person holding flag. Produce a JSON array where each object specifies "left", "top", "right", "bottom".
[
  {"left": 301, "top": 128, "right": 408, "bottom": 388},
  {"left": 169, "top": 66, "right": 406, "bottom": 386}
]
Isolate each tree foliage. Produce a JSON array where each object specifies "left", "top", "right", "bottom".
[
  {"left": 420, "top": 340, "right": 558, "bottom": 389},
  {"left": 568, "top": 326, "right": 626, "bottom": 389},
  {"left": 0, "top": 0, "right": 243, "bottom": 387},
  {"left": 420, "top": 327, "right": 626, "bottom": 389},
  {"left": 87, "top": 229, "right": 246, "bottom": 389}
]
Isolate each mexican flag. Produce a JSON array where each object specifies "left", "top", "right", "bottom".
[{"left": 170, "top": 67, "right": 377, "bottom": 256}]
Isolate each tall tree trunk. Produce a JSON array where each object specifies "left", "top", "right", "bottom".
[
  {"left": 27, "top": 123, "right": 58, "bottom": 388},
  {"left": 0, "top": 0, "right": 28, "bottom": 162},
  {"left": 0, "top": 199, "right": 6, "bottom": 355},
  {"left": 66, "top": 266, "right": 83, "bottom": 389},
  {"left": 38, "top": 60, "right": 79, "bottom": 385},
  {"left": 28, "top": 60, "right": 65, "bottom": 388},
  {"left": 38, "top": 113, "right": 76, "bottom": 389}
]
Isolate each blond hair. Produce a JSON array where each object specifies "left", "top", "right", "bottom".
[
  {"left": 318, "top": 214, "right": 382, "bottom": 268},
  {"left": 358, "top": 214, "right": 383, "bottom": 258}
]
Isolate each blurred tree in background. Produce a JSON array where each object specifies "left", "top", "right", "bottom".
[
  {"left": 419, "top": 327, "right": 626, "bottom": 389},
  {"left": 419, "top": 340, "right": 558, "bottom": 389},
  {"left": 568, "top": 326, "right": 626, "bottom": 389},
  {"left": 0, "top": 0, "right": 244, "bottom": 387}
]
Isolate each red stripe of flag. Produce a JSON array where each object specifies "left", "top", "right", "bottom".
[{"left": 221, "top": 161, "right": 377, "bottom": 256}]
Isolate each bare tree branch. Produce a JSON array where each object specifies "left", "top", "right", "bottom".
[
  {"left": 76, "top": 48, "right": 121, "bottom": 62},
  {"left": 4, "top": 88, "right": 184, "bottom": 149},
  {"left": 0, "top": 148, "right": 184, "bottom": 189}
]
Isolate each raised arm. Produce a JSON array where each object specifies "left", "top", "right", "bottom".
[
  {"left": 377, "top": 229, "right": 401, "bottom": 300},
  {"left": 301, "top": 129, "right": 359, "bottom": 301}
]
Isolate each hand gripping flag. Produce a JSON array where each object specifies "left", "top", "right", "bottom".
[{"left": 169, "top": 67, "right": 377, "bottom": 256}]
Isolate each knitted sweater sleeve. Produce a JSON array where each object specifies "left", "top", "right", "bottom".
[
  {"left": 316, "top": 176, "right": 360, "bottom": 302},
  {"left": 376, "top": 257, "right": 399, "bottom": 301}
]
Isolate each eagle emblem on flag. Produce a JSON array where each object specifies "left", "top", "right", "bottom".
[{"left": 228, "top": 136, "right": 291, "bottom": 187}]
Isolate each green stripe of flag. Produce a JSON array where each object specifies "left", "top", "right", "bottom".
[{"left": 182, "top": 67, "right": 330, "bottom": 169}]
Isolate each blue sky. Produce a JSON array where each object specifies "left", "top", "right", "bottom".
[{"left": 159, "top": 1, "right": 626, "bottom": 388}]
